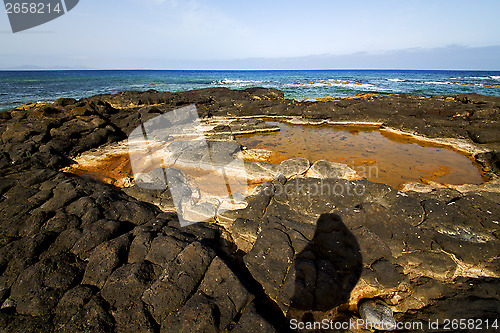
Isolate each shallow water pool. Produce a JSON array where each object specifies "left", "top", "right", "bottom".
[{"left": 236, "top": 122, "right": 485, "bottom": 189}]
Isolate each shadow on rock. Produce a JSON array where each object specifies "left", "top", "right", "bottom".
[{"left": 291, "top": 213, "right": 362, "bottom": 311}]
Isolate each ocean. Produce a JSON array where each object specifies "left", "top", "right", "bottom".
[{"left": 1, "top": 69, "right": 500, "bottom": 112}]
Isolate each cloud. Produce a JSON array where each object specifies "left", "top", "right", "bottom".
[
  {"left": 125, "top": 0, "right": 252, "bottom": 59},
  {"left": 189, "top": 45, "right": 500, "bottom": 70},
  {"left": 139, "top": 0, "right": 177, "bottom": 6},
  {"left": 2, "top": 45, "right": 499, "bottom": 70}
]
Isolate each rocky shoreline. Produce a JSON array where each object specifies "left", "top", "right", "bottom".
[{"left": 0, "top": 88, "right": 499, "bottom": 332}]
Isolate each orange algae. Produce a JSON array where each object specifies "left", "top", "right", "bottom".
[{"left": 64, "top": 122, "right": 487, "bottom": 191}]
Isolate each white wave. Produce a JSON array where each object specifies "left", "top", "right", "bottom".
[
  {"left": 464, "top": 76, "right": 490, "bottom": 80},
  {"left": 215, "top": 79, "right": 270, "bottom": 85},
  {"left": 327, "top": 79, "right": 375, "bottom": 85},
  {"left": 287, "top": 81, "right": 375, "bottom": 88},
  {"left": 387, "top": 78, "right": 405, "bottom": 82},
  {"left": 342, "top": 83, "right": 376, "bottom": 89},
  {"left": 296, "top": 98, "right": 318, "bottom": 102},
  {"left": 423, "top": 81, "right": 453, "bottom": 85},
  {"left": 451, "top": 76, "right": 500, "bottom": 80}
]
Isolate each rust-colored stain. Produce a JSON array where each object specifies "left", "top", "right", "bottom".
[
  {"left": 66, "top": 151, "right": 258, "bottom": 196},
  {"left": 68, "top": 154, "right": 133, "bottom": 187},
  {"left": 65, "top": 122, "right": 486, "bottom": 191}
]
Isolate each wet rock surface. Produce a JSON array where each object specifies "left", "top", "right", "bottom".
[
  {"left": 358, "top": 299, "right": 396, "bottom": 331},
  {"left": 0, "top": 88, "right": 499, "bottom": 332}
]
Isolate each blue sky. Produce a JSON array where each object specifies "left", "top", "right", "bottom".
[{"left": 1, "top": 0, "right": 500, "bottom": 69}]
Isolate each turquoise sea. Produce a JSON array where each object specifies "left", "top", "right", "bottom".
[{"left": 1, "top": 70, "right": 500, "bottom": 111}]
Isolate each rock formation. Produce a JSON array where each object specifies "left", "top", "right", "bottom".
[{"left": 0, "top": 88, "right": 499, "bottom": 332}]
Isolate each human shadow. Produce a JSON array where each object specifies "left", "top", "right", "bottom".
[{"left": 291, "top": 213, "right": 362, "bottom": 311}]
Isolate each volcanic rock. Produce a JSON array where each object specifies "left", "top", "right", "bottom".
[{"left": 0, "top": 88, "right": 499, "bottom": 332}]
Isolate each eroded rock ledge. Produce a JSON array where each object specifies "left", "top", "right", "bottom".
[{"left": 0, "top": 88, "right": 499, "bottom": 332}]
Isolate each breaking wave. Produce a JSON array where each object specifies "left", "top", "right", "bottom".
[{"left": 214, "top": 79, "right": 271, "bottom": 85}]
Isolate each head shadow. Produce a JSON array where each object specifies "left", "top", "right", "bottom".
[{"left": 291, "top": 213, "right": 362, "bottom": 312}]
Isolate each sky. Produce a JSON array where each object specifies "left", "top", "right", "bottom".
[{"left": 1, "top": 0, "right": 500, "bottom": 70}]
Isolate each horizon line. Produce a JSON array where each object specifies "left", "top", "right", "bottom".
[{"left": 1, "top": 68, "right": 500, "bottom": 71}]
